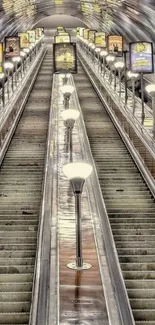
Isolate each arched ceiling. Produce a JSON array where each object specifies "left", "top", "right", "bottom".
[{"left": 0, "top": 0, "right": 155, "bottom": 43}]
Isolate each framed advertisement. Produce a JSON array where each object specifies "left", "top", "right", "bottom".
[
  {"left": 19, "top": 33, "right": 29, "bottom": 48},
  {"left": 95, "top": 32, "right": 106, "bottom": 48},
  {"left": 79, "top": 27, "right": 84, "bottom": 37},
  {"left": 0, "top": 43, "right": 3, "bottom": 73},
  {"left": 83, "top": 28, "right": 89, "bottom": 39},
  {"left": 54, "top": 34, "right": 71, "bottom": 43},
  {"left": 129, "top": 42, "right": 154, "bottom": 74},
  {"left": 88, "top": 30, "right": 96, "bottom": 43},
  {"left": 35, "top": 28, "right": 43, "bottom": 40},
  {"left": 76, "top": 27, "right": 80, "bottom": 36},
  {"left": 107, "top": 35, "right": 124, "bottom": 55},
  {"left": 57, "top": 26, "right": 65, "bottom": 32},
  {"left": 27, "top": 30, "right": 36, "bottom": 44},
  {"left": 53, "top": 42, "right": 77, "bottom": 74},
  {"left": 5, "top": 36, "right": 20, "bottom": 58}
]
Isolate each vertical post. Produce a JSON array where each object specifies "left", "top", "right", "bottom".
[
  {"left": 141, "top": 72, "right": 145, "bottom": 123},
  {"left": 68, "top": 127, "right": 73, "bottom": 162},
  {"left": 7, "top": 70, "right": 10, "bottom": 100},
  {"left": 132, "top": 79, "right": 136, "bottom": 114},
  {"left": 114, "top": 68, "right": 117, "bottom": 90},
  {"left": 123, "top": 50, "right": 128, "bottom": 106},
  {"left": 2, "top": 78, "right": 5, "bottom": 106},
  {"left": 152, "top": 96, "right": 155, "bottom": 138},
  {"left": 75, "top": 194, "right": 83, "bottom": 268},
  {"left": 11, "top": 70, "right": 14, "bottom": 92},
  {"left": 119, "top": 70, "right": 121, "bottom": 97},
  {"left": 15, "top": 62, "right": 17, "bottom": 86}
]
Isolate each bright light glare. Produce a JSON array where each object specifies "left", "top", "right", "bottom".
[
  {"left": 95, "top": 47, "right": 101, "bottom": 52},
  {"left": 106, "top": 55, "right": 115, "bottom": 62},
  {"left": 0, "top": 73, "right": 5, "bottom": 79},
  {"left": 61, "top": 109, "right": 80, "bottom": 121},
  {"left": 114, "top": 61, "right": 124, "bottom": 69},
  {"left": 100, "top": 50, "right": 108, "bottom": 57},
  {"left": 60, "top": 85, "right": 75, "bottom": 95},
  {"left": 4, "top": 62, "right": 14, "bottom": 69},
  {"left": 23, "top": 48, "right": 30, "bottom": 53},
  {"left": 127, "top": 71, "right": 139, "bottom": 79},
  {"left": 146, "top": 84, "right": 155, "bottom": 94},
  {"left": 12, "top": 56, "right": 21, "bottom": 62},
  {"left": 63, "top": 162, "right": 93, "bottom": 180}
]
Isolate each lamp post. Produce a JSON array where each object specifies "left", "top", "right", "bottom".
[
  {"left": 146, "top": 84, "right": 155, "bottom": 138},
  {"left": 60, "top": 85, "right": 75, "bottom": 109},
  {"left": 61, "top": 73, "right": 71, "bottom": 85},
  {"left": 100, "top": 50, "right": 108, "bottom": 75},
  {"left": 0, "top": 73, "right": 5, "bottom": 106},
  {"left": 20, "top": 51, "right": 27, "bottom": 76},
  {"left": 114, "top": 61, "right": 124, "bottom": 94},
  {"left": 12, "top": 56, "right": 21, "bottom": 86},
  {"left": 106, "top": 54, "right": 115, "bottom": 84},
  {"left": 94, "top": 47, "right": 101, "bottom": 70},
  {"left": 90, "top": 44, "right": 96, "bottom": 62},
  {"left": 127, "top": 71, "right": 139, "bottom": 114},
  {"left": 4, "top": 62, "right": 14, "bottom": 99},
  {"left": 63, "top": 162, "right": 93, "bottom": 270},
  {"left": 61, "top": 109, "right": 80, "bottom": 162},
  {"left": 23, "top": 48, "right": 30, "bottom": 70}
]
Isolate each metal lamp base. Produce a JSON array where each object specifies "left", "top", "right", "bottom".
[{"left": 67, "top": 262, "right": 92, "bottom": 270}]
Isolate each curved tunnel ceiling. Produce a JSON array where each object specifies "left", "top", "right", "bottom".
[{"left": 0, "top": 0, "right": 155, "bottom": 44}]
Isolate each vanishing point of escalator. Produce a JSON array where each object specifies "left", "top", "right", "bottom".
[
  {"left": 0, "top": 50, "right": 53, "bottom": 324},
  {"left": 74, "top": 64, "right": 155, "bottom": 325}
]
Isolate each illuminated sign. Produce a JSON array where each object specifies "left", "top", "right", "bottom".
[
  {"left": 55, "top": 0, "right": 63, "bottom": 4},
  {"left": 129, "top": 42, "right": 154, "bottom": 74},
  {"left": 57, "top": 26, "right": 65, "bottom": 32},
  {"left": 19, "top": 33, "right": 29, "bottom": 48},
  {"left": 35, "top": 28, "right": 43, "bottom": 40},
  {"left": 79, "top": 28, "right": 84, "bottom": 37},
  {"left": 88, "top": 30, "right": 96, "bottom": 43},
  {"left": 83, "top": 29, "right": 90, "bottom": 39},
  {"left": 53, "top": 43, "right": 77, "bottom": 74},
  {"left": 76, "top": 27, "right": 80, "bottom": 36},
  {"left": 5, "top": 37, "right": 20, "bottom": 58},
  {"left": 0, "top": 43, "right": 3, "bottom": 73},
  {"left": 54, "top": 34, "right": 71, "bottom": 43},
  {"left": 107, "top": 35, "right": 123, "bottom": 55},
  {"left": 95, "top": 32, "right": 106, "bottom": 48},
  {"left": 27, "top": 30, "right": 36, "bottom": 43}
]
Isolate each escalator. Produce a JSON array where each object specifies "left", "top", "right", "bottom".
[
  {"left": 74, "top": 63, "right": 155, "bottom": 325},
  {"left": 0, "top": 49, "right": 53, "bottom": 324}
]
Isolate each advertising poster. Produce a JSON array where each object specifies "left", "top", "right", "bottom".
[
  {"left": 107, "top": 35, "right": 123, "bottom": 54},
  {"left": 95, "top": 32, "right": 106, "bottom": 48},
  {"left": 55, "top": 0, "right": 63, "bottom": 4},
  {"left": 27, "top": 30, "right": 36, "bottom": 44},
  {"left": 35, "top": 28, "right": 42, "bottom": 40},
  {"left": 79, "top": 27, "right": 84, "bottom": 37},
  {"left": 54, "top": 34, "right": 71, "bottom": 43},
  {"left": 76, "top": 27, "right": 80, "bottom": 36},
  {"left": 19, "top": 33, "right": 29, "bottom": 48},
  {"left": 83, "top": 28, "right": 89, "bottom": 39},
  {"left": 0, "top": 43, "right": 3, "bottom": 73},
  {"left": 129, "top": 42, "right": 154, "bottom": 74},
  {"left": 88, "top": 30, "right": 96, "bottom": 43},
  {"left": 5, "top": 37, "right": 20, "bottom": 58},
  {"left": 53, "top": 43, "right": 77, "bottom": 74},
  {"left": 57, "top": 26, "right": 65, "bottom": 32}
]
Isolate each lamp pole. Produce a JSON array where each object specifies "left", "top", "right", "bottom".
[
  {"left": 61, "top": 109, "right": 80, "bottom": 163},
  {"left": 63, "top": 162, "right": 93, "bottom": 270},
  {"left": 0, "top": 73, "right": 5, "bottom": 107},
  {"left": 123, "top": 50, "right": 129, "bottom": 107},
  {"left": 114, "top": 61, "right": 124, "bottom": 94},
  {"left": 106, "top": 55, "right": 116, "bottom": 85},
  {"left": 146, "top": 84, "right": 155, "bottom": 138},
  {"left": 127, "top": 71, "right": 139, "bottom": 114},
  {"left": 141, "top": 73, "right": 145, "bottom": 123},
  {"left": 60, "top": 85, "right": 75, "bottom": 109},
  {"left": 4, "top": 62, "right": 14, "bottom": 99}
]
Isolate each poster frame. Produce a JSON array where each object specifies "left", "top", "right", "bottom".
[
  {"left": 4, "top": 36, "right": 20, "bottom": 58},
  {"left": 54, "top": 34, "right": 71, "bottom": 43},
  {"left": 95, "top": 32, "right": 106, "bottom": 48},
  {"left": 53, "top": 42, "right": 77, "bottom": 74},
  {"left": 129, "top": 41, "right": 154, "bottom": 74},
  {"left": 88, "top": 30, "right": 96, "bottom": 43},
  {"left": 107, "top": 34, "right": 124, "bottom": 56},
  {"left": 0, "top": 42, "right": 3, "bottom": 73},
  {"left": 19, "top": 32, "right": 29, "bottom": 48}
]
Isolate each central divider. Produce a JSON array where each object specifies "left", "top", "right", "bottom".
[{"left": 48, "top": 73, "right": 123, "bottom": 325}]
